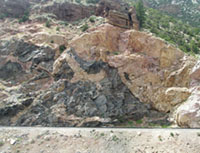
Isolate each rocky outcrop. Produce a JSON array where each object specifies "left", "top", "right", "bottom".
[
  {"left": 96, "top": 0, "right": 139, "bottom": 30},
  {"left": 175, "top": 60, "right": 200, "bottom": 128},
  {"left": 0, "top": 39, "right": 55, "bottom": 84},
  {"left": 175, "top": 90, "right": 200, "bottom": 128},
  {"left": 0, "top": 35, "right": 170, "bottom": 127},
  {"left": 0, "top": 15, "right": 200, "bottom": 128},
  {"left": 96, "top": 0, "right": 129, "bottom": 16},
  {"left": 69, "top": 24, "right": 197, "bottom": 124},
  {"left": 107, "top": 10, "right": 132, "bottom": 29}
]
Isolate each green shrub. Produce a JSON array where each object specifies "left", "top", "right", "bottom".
[
  {"left": 86, "top": 0, "right": 99, "bottom": 4},
  {"left": 59, "top": 45, "right": 66, "bottom": 53},
  {"left": 45, "top": 20, "right": 51, "bottom": 28},
  {"left": 81, "top": 24, "right": 89, "bottom": 32},
  {"left": 0, "top": 13, "right": 8, "bottom": 20},
  {"left": 136, "top": 119, "right": 143, "bottom": 124},
  {"left": 0, "top": 141, "right": 4, "bottom": 147},
  {"left": 89, "top": 16, "right": 96, "bottom": 23},
  {"left": 75, "top": 0, "right": 81, "bottom": 3},
  {"left": 18, "top": 12, "right": 29, "bottom": 23},
  {"left": 59, "top": 21, "right": 68, "bottom": 26},
  {"left": 56, "top": 27, "right": 60, "bottom": 31}
]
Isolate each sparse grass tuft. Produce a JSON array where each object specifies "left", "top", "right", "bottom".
[
  {"left": 136, "top": 119, "right": 143, "bottom": 124},
  {"left": 56, "top": 27, "right": 60, "bottom": 31},
  {"left": 45, "top": 20, "right": 51, "bottom": 28},
  {"left": 18, "top": 12, "right": 29, "bottom": 23},
  {"left": 81, "top": 24, "right": 89, "bottom": 32},
  {"left": 112, "top": 135, "right": 119, "bottom": 142},
  {"left": 59, "top": 45, "right": 66, "bottom": 53},
  {"left": 0, "top": 141, "right": 4, "bottom": 147},
  {"left": 170, "top": 132, "right": 174, "bottom": 137},
  {"left": 89, "top": 16, "right": 96, "bottom": 23}
]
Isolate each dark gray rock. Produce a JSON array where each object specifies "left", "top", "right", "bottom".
[
  {"left": 54, "top": 61, "right": 74, "bottom": 81},
  {"left": 68, "top": 49, "right": 105, "bottom": 74},
  {"left": 94, "top": 95, "right": 108, "bottom": 113},
  {"left": 0, "top": 61, "right": 23, "bottom": 80},
  {"left": 12, "top": 64, "right": 171, "bottom": 127},
  {"left": 0, "top": 39, "right": 55, "bottom": 74},
  {"left": 0, "top": 44, "right": 170, "bottom": 127}
]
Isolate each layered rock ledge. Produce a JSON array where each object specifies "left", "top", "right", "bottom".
[{"left": 1, "top": 20, "right": 200, "bottom": 128}]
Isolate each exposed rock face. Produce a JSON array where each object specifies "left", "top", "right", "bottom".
[
  {"left": 96, "top": 0, "right": 129, "bottom": 16},
  {"left": 175, "top": 90, "right": 200, "bottom": 128},
  {"left": 69, "top": 24, "right": 196, "bottom": 114},
  {"left": 96, "top": 0, "right": 139, "bottom": 30},
  {"left": 107, "top": 10, "right": 132, "bottom": 29},
  {"left": 0, "top": 39, "right": 55, "bottom": 84},
  {"left": 0, "top": 14, "right": 199, "bottom": 128},
  {"left": 42, "top": 2, "right": 96, "bottom": 21},
  {"left": 0, "top": 0, "right": 30, "bottom": 18},
  {"left": 0, "top": 45, "right": 170, "bottom": 127},
  {"left": 175, "top": 60, "right": 200, "bottom": 128}
]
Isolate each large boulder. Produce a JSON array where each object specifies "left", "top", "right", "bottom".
[
  {"left": 96, "top": 0, "right": 129, "bottom": 16},
  {"left": 175, "top": 89, "right": 200, "bottom": 128},
  {"left": 69, "top": 24, "right": 196, "bottom": 114}
]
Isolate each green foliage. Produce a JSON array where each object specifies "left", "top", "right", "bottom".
[
  {"left": 161, "top": 125, "right": 170, "bottom": 128},
  {"left": 112, "top": 135, "right": 119, "bottom": 142},
  {"left": 18, "top": 12, "right": 29, "bottom": 23},
  {"left": 75, "top": 0, "right": 81, "bottom": 3},
  {"left": 0, "top": 141, "right": 4, "bottom": 147},
  {"left": 59, "top": 21, "right": 68, "bottom": 26},
  {"left": 89, "top": 16, "right": 96, "bottom": 23},
  {"left": 0, "top": 13, "right": 8, "bottom": 19},
  {"left": 81, "top": 24, "right": 89, "bottom": 32},
  {"left": 113, "top": 51, "right": 119, "bottom": 55},
  {"left": 56, "top": 27, "right": 60, "bottom": 31},
  {"left": 136, "top": 119, "right": 143, "bottom": 124},
  {"left": 136, "top": 0, "right": 145, "bottom": 28},
  {"left": 59, "top": 45, "right": 66, "bottom": 53},
  {"left": 86, "top": 0, "right": 99, "bottom": 4},
  {"left": 143, "top": 8, "right": 200, "bottom": 54},
  {"left": 45, "top": 20, "right": 51, "bottom": 28}
]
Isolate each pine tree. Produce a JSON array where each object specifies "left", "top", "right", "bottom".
[{"left": 136, "top": 0, "right": 145, "bottom": 29}]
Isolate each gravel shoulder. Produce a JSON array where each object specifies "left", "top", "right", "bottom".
[{"left": 0, "top": 127, "right": 200, "bottom": 153}]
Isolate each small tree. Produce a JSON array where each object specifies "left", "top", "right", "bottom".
[{"left": 136, "top": 0, "right": 145, "bottom": 29}]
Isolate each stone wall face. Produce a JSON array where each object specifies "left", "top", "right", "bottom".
[{"left": 69, "top": 24, "right": 200, "bottom": 127}]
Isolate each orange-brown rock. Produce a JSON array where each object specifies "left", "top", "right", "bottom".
[
  {"left": 67, "top": 24, "right": 197, "bottom": 114},
  {"left": 107, "top": 10, "right": 139, "bottom": 30}
]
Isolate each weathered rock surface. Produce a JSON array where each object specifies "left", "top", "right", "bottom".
[
  {"left": 0, "top": 46, "right": 170, "bottom": 127},
  {"left": 96, "top": 0, "right": 129, "bottom": 16},
  {"left": 0, "top": 0, "right": 200, "bottom": 128},
  {"left": 175, "top": 60, "right": 200, "bottom": 128},
  {"left": 107, "top": 10, "right": 132, "bottom": 29},
  {"left": 175, "top": 89, "right": 200, "bottom": 128},
  {"left": 69, "top": 24, "right": 196, "bottom": 113},
  {"left": 67, "top": 23, "right": 200, "bottom": 127},
  {"left": 97, "top": 0, "right": 139, "bottom": 30}
]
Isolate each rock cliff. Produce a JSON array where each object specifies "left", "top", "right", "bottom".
[{"left": 0, "top": 0, "right": 200, "bottom": 128}]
